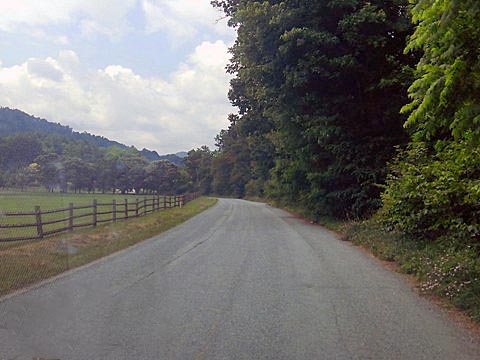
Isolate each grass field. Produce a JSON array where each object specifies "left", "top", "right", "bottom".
[
  {"left": 0, "top": 196, "right": 217, "bottom": 296},
  {"left": 0, "top": 192, "right": 157, "bottom": 212},
  {"left": 0, "top": 192, "right": 175, "bottom": 241}
]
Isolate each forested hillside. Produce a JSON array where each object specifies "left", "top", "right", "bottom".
[
  {"left": 0, "top": 107, "right": 186, "bottom": 164},
  {"left": 0, "top": 108, "right": 189, "bottom": 193}
]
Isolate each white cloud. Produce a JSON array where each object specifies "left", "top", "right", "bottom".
[
  {"left": 0, "top": 42, "right": 233, "bottom": 153},
  {"left": 142, "top": 0, "right": 234, "bottom": 41},
  {"left": 26, "top": 58, "right": 64, "bottom": 82},
  {"left": 0, "top": 0, "right": 136, "bottom": 37},
  {"left": 27, "top": 29, "right": 71, "bottom": 45},
  {"left": 0, "top": 0, "right": 233, "bottom": 41}
]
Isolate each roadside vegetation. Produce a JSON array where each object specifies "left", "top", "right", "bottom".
[{"left": 0, "top": 197, "right": 217, "bottom": 297}]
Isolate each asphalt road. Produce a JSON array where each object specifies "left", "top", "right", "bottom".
[{"left": 1, "top": 199, "right": 479, "bottom": 359}]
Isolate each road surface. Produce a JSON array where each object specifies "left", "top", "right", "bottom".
[{"left": 1, "top": 199, "right": 479, "bottom": 359}]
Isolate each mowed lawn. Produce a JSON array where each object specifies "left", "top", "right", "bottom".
[{"left": 0, "top": 192, "right": 173, "bottom": 241}]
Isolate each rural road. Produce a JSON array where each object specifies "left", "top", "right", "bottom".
[{"left": 1, "top": 199, "right": 479, "bottom": 359}]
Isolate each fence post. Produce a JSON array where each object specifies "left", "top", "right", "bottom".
[
  {"left": 68, "top": 203, "right": 74, "bottom": 231},
  {"left": 92, "top": 199, "right": 97, "bottom": 227},
  {"left": 144, "top": 198, "right": 147, "bottom": 215},
  {"left": 135, "top": 198, "right": 139, "bottom": 217},
  {"left": 124, "top": 199, "right": 128, "bottom": 219},
  {"left": 112, "top": 199, "right": 117, "bottom": 222},
  {"left": 35, "top": 205, "right": 43, "bottom": 239},
  {"left": 180, "top": 195, "right": 184, "bottom": 208},
  {"left": 163, "top": 196, "right": 166, "bottom": 210}
]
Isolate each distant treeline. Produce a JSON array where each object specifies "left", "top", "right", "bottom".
[{"left": 0, "top": 132, "right": 188, "bottom": 194}]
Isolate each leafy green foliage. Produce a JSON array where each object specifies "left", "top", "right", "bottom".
[
  {"left": 382, "top": 0, "right": 480, "bottom": 245},
  {"left": 381, "top": 141, "right": 480, "bottom": 243},
  {"left": 403, "top": 0, "right": 480, "bottom": 142},
  {"left": 211, "top": 123, "right": 252, "bottom": 197},
  {"left": 212, "top": 0, "right": 415, "bottom": 218},
  {"left": 184, "top": 146, "right": 214, "bottom": 194}
]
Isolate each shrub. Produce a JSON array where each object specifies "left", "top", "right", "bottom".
[{"left": 380, "top": 141, "right": 480, "bottom": 244}]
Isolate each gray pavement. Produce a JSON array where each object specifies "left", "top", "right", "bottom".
[{"left": 0, "top": 198, "right": 479, "bottom": 359}]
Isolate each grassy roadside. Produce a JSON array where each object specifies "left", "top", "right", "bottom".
[{"left": 0, "top": 197, "right": 217, "bottom": 297}]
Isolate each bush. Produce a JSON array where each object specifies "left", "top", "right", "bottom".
[
  {"left": 380, "top": 141, "right": 480, "bottom": 244},
  {"left": 245, "top": 178, "right": 266, "bottom": 197}
]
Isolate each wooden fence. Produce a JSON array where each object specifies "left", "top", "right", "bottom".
[{"left": 0, "top": 193, "right": 199, "bottom": 242}]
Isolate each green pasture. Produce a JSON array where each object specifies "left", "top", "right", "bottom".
[{"left": 0, "top": 192, "right": 174, "bottom": 241}]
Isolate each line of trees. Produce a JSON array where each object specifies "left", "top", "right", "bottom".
[
  {"left": 196, "top": 0, "right": 418, "bottom": 219},
  {"left": 183, "top": 0, "right": 480, "bottom": 247},
  {"left": 0, "top": 133, "right": 188, "bottom": 194}
]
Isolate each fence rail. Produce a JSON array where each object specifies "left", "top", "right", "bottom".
[{"left": 0, "top": 193, "right": 199, "bottom": 242}]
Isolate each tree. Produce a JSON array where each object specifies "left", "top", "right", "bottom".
[
  {"left": 184, "top": 146, "right": 214, "bottom": 194},
  {"left": 402, "top": 0, "right": 480, "bottom": 143},
  {"left": 35, "top": 153, "right": 61, "bottom": 192},
  {"left": 63, "top": 157, "right": 96, "bottom": 193},
  {"left": 6, "top": 164, "right": 39, "bottom": 190},
  {"left": 0, "top": 133, "right": 43, "bottom": 170},
  {"left": 212, "top": 0, "right": 416, "bottom": 218},
  {"left": 380, "top": 0, "right": 480, "bottom": 244},
  {"left": 145, "top": 160, "right": 183, "bottom": 194},
  {"left": 211, "top": 120, "right": 251, "bottom": 197},
  {"left": 115, "top": 152, "right": 148, "bottom": 194}
]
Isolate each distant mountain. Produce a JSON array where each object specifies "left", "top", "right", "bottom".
[
  {"left": 175, "top": 151, "right": 188, "bottom": 158},
  {"left": 0, "top": 107, "right": 186, "bottom": 164},
  {"left": 156, "top": 153, "right": 185, "bottom": 166},
  {"left": 140, "top": 148, "right": 161, "bottom": 161},
  {"left": 0, "top": 107, "right": 130, "bottom": 150}
]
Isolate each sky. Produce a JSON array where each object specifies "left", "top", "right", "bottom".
[{"left": 0, "top": 0, "right": 236, "bottom": 154}]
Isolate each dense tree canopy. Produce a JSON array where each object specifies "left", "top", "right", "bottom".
[{"left": 208, "top": 0, "right": 416, "bottom": 218}]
